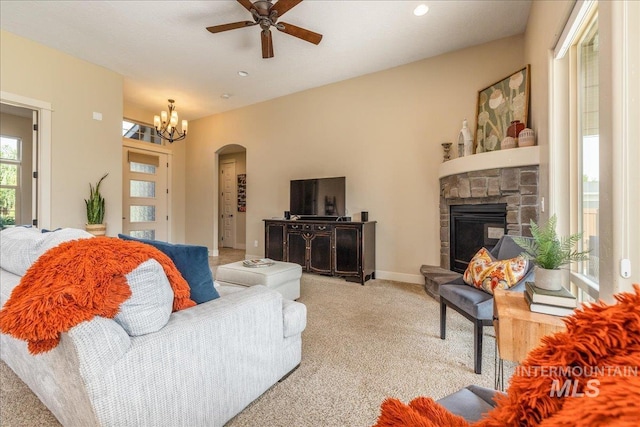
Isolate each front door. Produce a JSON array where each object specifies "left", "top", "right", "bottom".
[{"left": 122, "top": 146, "right": 169, "bottom": 241}]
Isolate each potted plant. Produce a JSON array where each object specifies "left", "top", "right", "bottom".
[
  {"left": 85, "top": 173, "right": 108, "bottom": 236},
  {"left": 513, "top": 214, "right": 590, "bottom": 291}
]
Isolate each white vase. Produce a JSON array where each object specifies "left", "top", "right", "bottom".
[{"left": 534, "top": 266, "right": 567, "bottom": 291}]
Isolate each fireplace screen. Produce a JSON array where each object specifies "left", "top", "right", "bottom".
[{"left": 450, "top": 204, "right": 507, "bottom": 273}]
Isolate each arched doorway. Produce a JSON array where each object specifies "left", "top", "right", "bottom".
[{"left": 216, "top": 144, "right": 247, "bottom": 257}]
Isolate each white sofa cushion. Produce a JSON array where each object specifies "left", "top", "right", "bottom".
[
  {"left": 0, "top": 227, "right": 43, "bottom": 276},
  {"left": 0, "top": 227, "right": 93, "bottom": 276},
  {"left": 115, "top": 259, "right": 174, "bottom": 336}
]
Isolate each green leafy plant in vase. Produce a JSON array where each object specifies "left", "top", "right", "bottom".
[
  {"left": 85, "top": 173, "right": 108, "bottom": 236},
  {"left": 513, "top": 214, "right": 590, "bottom": 291}
]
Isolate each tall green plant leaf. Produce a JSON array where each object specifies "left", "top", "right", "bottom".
[
  {"left": 512, "top": 214, "right": 590, "bottom": 269},
  {"left": 85, "top": 173, "right": 108, "bottom": 224}
]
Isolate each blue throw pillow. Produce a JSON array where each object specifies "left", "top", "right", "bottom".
[{"left": 118, "top": 234, "right": 219, "bottom": 304}]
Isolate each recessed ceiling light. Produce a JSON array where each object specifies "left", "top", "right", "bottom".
[
  {"left": 221, "top": 93, "right": 231, "bottom": 99},
  {"left": 414, "top": 4, "right": 429, "bottom": 16},
  {"left": 238, "top": 71, "right": 249, "bottom": 77}
]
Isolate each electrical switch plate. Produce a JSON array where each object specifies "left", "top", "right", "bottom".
[{"left": 620, "top": 259, "right": 631, "bottom": 278}]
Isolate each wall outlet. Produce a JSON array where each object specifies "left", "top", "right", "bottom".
[{"left": 254, "top": 240, "right": 258, "bottom": 247}]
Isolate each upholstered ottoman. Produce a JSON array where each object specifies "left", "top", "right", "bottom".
[{"left": 215, "top": 261, "right": 302, "bottom": 300}]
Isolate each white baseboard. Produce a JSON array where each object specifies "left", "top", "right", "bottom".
[{"left": 374, "top": 270, "right": 424, "bottom": 285}]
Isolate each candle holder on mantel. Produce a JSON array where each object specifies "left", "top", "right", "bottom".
[{"left": 442, "top": 142, "right": 453, "bottom": 162}]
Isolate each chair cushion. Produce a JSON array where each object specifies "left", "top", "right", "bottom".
[
  {"left": 440, "top": 283, "right": 495, "bottom": 320},
  {"left": 495, "top": 235, "right": 530, "bottom": 260},
  {"left": 118, "top": 234, "right": 219, "bottom": 304},
  {"left": 437, "top": 386, "right": 497, "bottom": 423},
  {"left": 463, "top": 247, "right": 529, "bottom": 295}
]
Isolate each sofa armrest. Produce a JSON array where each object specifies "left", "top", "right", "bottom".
[
  {"left": 67, "top": 317, "right": 132, "bottom": 380},
  {"left": 283, "top": 299, "right": 306, "bottom": 338},
  {"left": 82, "top": 285, "right": 297, "bottom": 426}
]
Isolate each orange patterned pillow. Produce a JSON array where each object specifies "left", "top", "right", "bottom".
[{"left": 463, "top": 247, "right": 528, "bottom": 294}]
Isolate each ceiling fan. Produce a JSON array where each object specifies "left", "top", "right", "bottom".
[{"left": 206, "top": 0, "right": 322, "bottom": 59}]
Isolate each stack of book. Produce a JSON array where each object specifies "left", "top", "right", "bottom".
[
  {"left": 524, "top": 281, "right": 577, "bottom": 317},
  {"left": 242, "top": 258, "right": 275, "bottom": 268}
]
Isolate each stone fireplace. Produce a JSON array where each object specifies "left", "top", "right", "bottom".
[
  {"left": 449, "top": 203, "right": 507, "bottom": 273},
  {"left": 438, "top": 147, "right": 540, "bottom": 271}
]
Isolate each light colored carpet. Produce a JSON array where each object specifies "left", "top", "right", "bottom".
[{"left": 0, "top": 273, "right": 513, "bottom": 427}]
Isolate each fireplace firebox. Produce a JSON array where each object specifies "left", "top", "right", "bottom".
[{"left": 450, "top": 204, "right": 506, "bottom": 273}]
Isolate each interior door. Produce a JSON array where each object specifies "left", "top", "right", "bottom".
[
  {"left": 31, "top": 110, "right": 38, "bottom": 226},
  {"left": 122, "top": 147, "right": 169, "bottom": 241},
  {"left": 220, "top": 160, "right": 236, "bottom": 248}
]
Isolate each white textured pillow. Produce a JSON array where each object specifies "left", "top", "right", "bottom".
[
  {"left": 115, "top": 259, "right": 174, "bottom": 336},
  {"left": 34, "top": 228, "right": 94, "bottom": 259},
  {"left": 0, "top": 227, "right": 43, "bottom": 276},
  {"left": 0, "top": 227, "right": 94, "bottom": 276}
]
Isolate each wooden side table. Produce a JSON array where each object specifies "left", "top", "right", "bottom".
[{"left": 493, "top": 289, "right": 568, "bottom": 389}]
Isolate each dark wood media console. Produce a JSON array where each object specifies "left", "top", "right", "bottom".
[{"left": 264, "top": 219, "right": 376, "bottom": 284}]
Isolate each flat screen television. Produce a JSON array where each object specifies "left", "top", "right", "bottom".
[{"left": 290, "top": 177, "right": 346, "bottom": 218}]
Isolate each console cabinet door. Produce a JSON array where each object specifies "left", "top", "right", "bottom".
[
  {"left": 265, "top": 223, "right": 285, "bottom": 261},
  {"left": 308, "top": 232, "right": 332, "bottom": 274},
  {"left": 334, "top": 225, "right": 361, "bottom": 277},
  {"left": 287, "top": 232, "right": 307, "bottom": 268}
]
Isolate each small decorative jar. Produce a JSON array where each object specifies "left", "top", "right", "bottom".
[
  {"left": 501, "top": 136, "right": 517, "bottom": 150},
  {"left": 442, "top": 142, "right": 453, "bottom": 162},
  {"left": 518, "top": 128, "right": 535, "bottom": 147},
  {"left": 507, "top": 120, "right": 525, "bottom": 138}
]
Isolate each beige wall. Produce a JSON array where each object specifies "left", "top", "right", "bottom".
[
  {"left": 186, "top": 35, "right": 526, "bottom": 282},
  {"left": 0, "top": 112, "right": 33, "bottom": 225},
  {"left": 123, "top": 103, "right": 187, "bottom": 243},
  {"left": 1, "top": 30, "right": 123, "bottom": 233},
  {"left": 523, "top": 0, "right": 574, "bottom": 226}
]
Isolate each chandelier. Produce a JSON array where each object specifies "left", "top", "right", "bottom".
[{"left": 154, "top": 99, "right": 188, "bottom": 143}]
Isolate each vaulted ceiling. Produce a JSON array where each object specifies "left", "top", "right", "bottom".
[{"left": 0, "top": 1, "right": 531, "bottom": 120}]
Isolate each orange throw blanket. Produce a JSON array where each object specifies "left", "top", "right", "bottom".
[
  {"left": 374, "top": 285, "right": 640, "bottom": 427},
  {"left": 0, "top": 237, "right": 196, "bottom": 354}
]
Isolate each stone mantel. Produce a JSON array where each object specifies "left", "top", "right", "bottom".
[
  {"left": 438, "top": 146, "right": 540, "bottom": 270},
  {"left": 439, "top": 146, "right": 540, "bottom": 179}
]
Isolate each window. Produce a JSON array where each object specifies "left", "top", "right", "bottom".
[
  {"left": 122, "top": 119, "right": 162, "bottom": 144},
  {"left": 577, "top": 18, "right": 599, "bottom": 285},
  {"left": 554, "top": 0, "right": 640, "bottom": 298},
  {"left": 553, "top": 1, "right": 600, "bottom": 301},
  {"left": 0, "top": 136, "right": 21, "bottom": 228}
]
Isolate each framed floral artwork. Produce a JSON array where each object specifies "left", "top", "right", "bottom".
[{"left": 474, "top": 65, "right": 530, "bottom": 153}]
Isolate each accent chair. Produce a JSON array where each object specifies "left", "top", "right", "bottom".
[{"left": 439, "top": 235, "right": 533, "bottom": 374}]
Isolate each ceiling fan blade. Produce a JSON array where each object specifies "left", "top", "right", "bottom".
[
  {"left": 271, "top": 0, "right": 302, "bottom": 18},
  {"left": 206, "top": 21, "right": 256, "bottom": 33},
  {"left": 237, "top": 0, "right": 254, "bottom": 12},
  {"left": 277, "top": 22, "right": 322, "bottom": 45},
  {"left": 261, "top": 29, "right": 274, "bottom": 58}
]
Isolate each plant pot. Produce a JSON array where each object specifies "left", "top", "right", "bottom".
[
  {"left": 534, "top": 266, "right": 567, "bottom": 291},
  {"left": 85, "top": 223, "right": 106, "bottom": 236}
]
